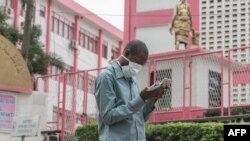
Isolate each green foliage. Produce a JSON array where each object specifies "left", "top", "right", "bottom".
[
  {"left": 0, "top": 9, "right": 65, "bottom": 75},
  {"left": 204, "top": 106, "right": 250, "bottom": 117},
  {"left": 231, "top": 106, "right": 250, "bottom": 115},
  {"left": 28, "top": 44, "right": 49, "bottom": 75},
  {"left": 0, "top": 9, "right": 22, "bottom": 44},
  {"left": 48, "top": 53, "right": 65, "bottom": 73},
  {"left": 30, "top": 25, "right": 42, "bottom": 45},
  {"left": 75, "top": 123, "right": 98, "bottom": 141},
  {"left": 75, "top": 122, "right": 224, "bottom": 141},
  {"left": 0, "top": 26, "right": 23, "bottom": 44},
  {"left": 0, "top": 8, "right": 8, "bottom": 25},
  {"left": 145, "top": 122, "right": 223, "bottom": 141}
]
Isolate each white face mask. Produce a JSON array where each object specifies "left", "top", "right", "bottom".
[{"left": 121, "top": 55, "right": 142, "bottom": 78}]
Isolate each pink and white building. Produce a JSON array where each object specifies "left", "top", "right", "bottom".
[
  {"left": 0, "top": 0, "right": 122, "bottom": 140},
  {"left": 124, "top": 0, "right": 250, "bottom": 107}
]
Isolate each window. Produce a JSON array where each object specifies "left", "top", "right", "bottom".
[
  {"left": 102, "top": 41, "right": 108, "bottom": 59},
  {"left": 64, "top": 23, "right": 69, "bottom": 38},
  {"left": 58, "top": 20, "right": 63, "bottom": 35},
  {"left": 150, "top": 69, "right": 172, "bottom": 111},
  {"left": 52, "top": 16, "right": 59, "bottom": 33},
  {"left": 40, "top": 5, "right": 46, "bottom": 18},
  {"left": 52, "top": 15, "right": 73, "bottom": 40},
  {"left": 241, "top": 99, "right": 246, "bottom": 102},
  {"left": 68, "top": 26, "right": 73, "bottom": 40},
  {"left": 79, "top": 33, "right": 85, "bottom": 48},
  {"left": 233, "top": 99, "right": 238, "bottom": 102},
  {"left": 208, "top": 70, "right": 221, "bottom": 107}
]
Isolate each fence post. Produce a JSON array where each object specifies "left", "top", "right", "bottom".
[
  {"left": 220, "top": 52, "right": 224, "bottom": 116},
  {"left": 70, "top": 72, "right": 77, "bottom": 132},
  {"left": 189, "top": 56, "right": 193, "bottom": 119},
  {"left": 82, "top": 71, "right": 89, "bottom": 124},
  {"left": 228, "top": 50, "right": 231, "bottom": 116},
  {"left": 182, "top": 57, "right": 186, "bottom": 119},
  {"left": 61, "top": 74, "right": 67, "bottom": 141}
]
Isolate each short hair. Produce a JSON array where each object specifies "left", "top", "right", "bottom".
[{"left": 123, "top": 40, "right": 148, "bottom": 56}]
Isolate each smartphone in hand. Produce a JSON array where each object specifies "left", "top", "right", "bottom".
[
  {"left": 148, "top": 81, "right": 161, "bottom": 91},
  {"left": 148, "top": 78, "right": 171, "bottom": 91}
]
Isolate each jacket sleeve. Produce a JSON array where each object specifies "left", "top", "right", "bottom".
[{"left": 142, "top": 99, "right": 156, "bottom": 121}]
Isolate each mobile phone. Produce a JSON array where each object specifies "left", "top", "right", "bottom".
[
  {"left": 148, "top": 81, "right": 161, "bottom": 91},
  {"left": 161, "top": 78, "right": 171, "bottom": 83},
  {"left": 148, "top": 78, "right": 171, "bottom": 91}
]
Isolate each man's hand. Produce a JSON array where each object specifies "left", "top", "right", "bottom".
[{"left": 140, "top": 79, "right": 171, "bottom": 101}]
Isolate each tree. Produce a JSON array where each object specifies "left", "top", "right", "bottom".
[
  {"left": 0, "top": 10, "right": 65, "bottom": 75},
  {"left": 21, "top": 0, "right": 34, "bottom": 60}
]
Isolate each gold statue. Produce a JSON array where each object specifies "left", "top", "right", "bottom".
[{"left": 170, "top": 0, "right": 195, "bottom": 50}]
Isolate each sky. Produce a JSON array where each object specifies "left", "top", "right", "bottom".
[{"left": 74, "top": 0, "right": 125, "bottom": 31}]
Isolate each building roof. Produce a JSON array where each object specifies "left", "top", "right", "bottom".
[{"left": 57, "top": 0, "right": 123, "bottom": 40}]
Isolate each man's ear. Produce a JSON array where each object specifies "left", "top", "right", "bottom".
[{"left": 124, "top": 49, "right": 130, "bottom": 57}]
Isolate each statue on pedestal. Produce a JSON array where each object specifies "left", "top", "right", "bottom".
[{"left": 170, "top": 0, "right": 198, "bottom": 50}]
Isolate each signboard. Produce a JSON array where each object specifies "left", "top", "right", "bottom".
[
  {"left": 11, "top": 115, "right": 40, "bottom": 137},
  {"left": 0, "top": 94, "right": 15, "bottom": 132}
]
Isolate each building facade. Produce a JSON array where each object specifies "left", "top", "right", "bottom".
[
  {"left": 0, "top": 0, "right": 123, "bottom": 73},
  {"left": 124, "top": 0, "right": 250, "bottom": 105},
  {"left": 0, "top": 0, "right": 123, "bottom": 140},
  {"left": 200, "top": 0, "right": 250, "bottom": 105}
]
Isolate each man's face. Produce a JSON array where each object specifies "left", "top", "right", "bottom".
[{"left": 125, "top": 51, "right": 148, "bottom": 66}]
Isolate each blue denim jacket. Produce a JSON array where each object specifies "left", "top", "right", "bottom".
[{"left": 94, "top": 63, "right": 156, "bottom": 141}]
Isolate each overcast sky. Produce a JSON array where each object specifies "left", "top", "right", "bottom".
[{"left": 74, "top": 0, "right": 125, "bottom": 31}]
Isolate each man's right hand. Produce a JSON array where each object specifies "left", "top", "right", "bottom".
[{"left": 140, "top": 84, "right": 168, "bottom": 101}]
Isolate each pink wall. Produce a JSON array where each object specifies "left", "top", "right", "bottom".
[
  {"left": 188, "top": 0, "right": 199, "bottom": 31},
  {"left": 233, "top": 70, "right": 250, "bottom": 84}
]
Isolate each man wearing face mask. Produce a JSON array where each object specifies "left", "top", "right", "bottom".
[{"left": 94, "top": 40, "right": 170, "bottom": 141}]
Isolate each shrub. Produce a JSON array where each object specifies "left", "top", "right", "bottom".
[
  {"left": 75, "top": 123, "right": 98, "bottom": 141},
  {"left": 75, "top": 122, "right": 224, "bottom": 141}
]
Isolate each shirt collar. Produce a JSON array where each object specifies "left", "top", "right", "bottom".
[{"left": 113, "top": 62, "right": 124, "bottom": 79}]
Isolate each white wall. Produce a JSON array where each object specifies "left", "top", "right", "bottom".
[
  {"left": 192, "top": 56, "right": 229, "bottom": 108},
  {"left": 136, "top": 25, "right": 175, "bottom": 55},
  {"left": 0, "top": 91, "right": 47, "bottom": 141},
  {"left": 136, "top": 0, "right": 179, "bottom": 12},
  {"left": 36, "top": 78, "right": 98, "bottom": 122}
]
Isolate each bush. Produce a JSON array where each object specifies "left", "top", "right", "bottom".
[
  {"left": 204, "top": 106, "right": 250, "bottom": 117},
  {"left": 75, "top": 123, "right": 98, "bottom": 141},
  {"left": 145, "top": 122, "right": 223, "bottom": 141},
  {"left": 75, "top": 122, "right": 224, "bottom": 141}
]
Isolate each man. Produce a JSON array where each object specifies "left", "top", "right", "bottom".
[
  {"left": 94, "top": 40, "right": 170, "bottom": 141},
  {"left": 169, "top": 0, "right": 194, "bottom": 50}
]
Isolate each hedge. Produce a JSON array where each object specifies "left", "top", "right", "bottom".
[
  {"left": 204, "top": 106, "right": 250, "bottom": 117},
  {"left": 75, "top": 122, "right": 224, "bottom": 141}
]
